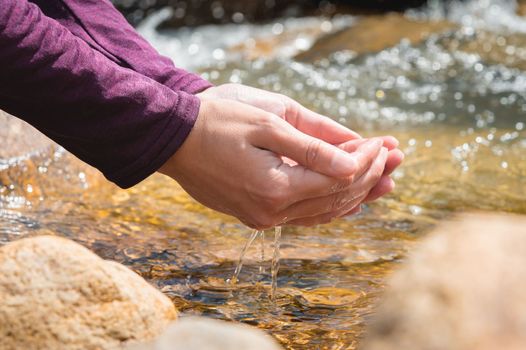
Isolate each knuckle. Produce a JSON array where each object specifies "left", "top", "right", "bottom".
[
  {"left": 247, "top": 174, "right": 289, "bottom": 211},
  {"left": 271, "top": 97, "right": 287, "bottom": 118},
  {"left": 261, "top": 173, "right": 290, "bottom": 208},
  {"left": 260, "top": 112, "right": 279, "bottom": 125},
  {"left": 257, "top": 113, "right": 282, "bottom": 135},
  {"left": 372, "top": 166, "right": 384, "bottom": 180},
  {"left": 329, "top": 192, "right": 345, "bottom": 212},
  {"left": 330, "top": 178, "right": 353, "bottom": 194},
  {"left": 305, "top": 139, "right": 323, "bottom": 167},
  {"left": 266, "top": 188, "right": 287, "bottom": 207}
]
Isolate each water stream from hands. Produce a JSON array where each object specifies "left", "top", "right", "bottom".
[
  {"left": 229, "top": 229, "right": 260, "bottom": 285},
  {"left": 230, "top": 227, "right": 282, "bottom": 302},
  {"left": 271, "top": 226, "right": 282, "bottom": 302}
]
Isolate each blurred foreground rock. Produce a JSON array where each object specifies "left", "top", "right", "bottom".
[
  {"left": 362, "top": 213, "right": 526, "bottom": 350},
  {"left": 131, "top": 316, "right": 283, "bottom": 350},
  {"left": 0, "top": 236, "right": 177, "bottom": 350}
]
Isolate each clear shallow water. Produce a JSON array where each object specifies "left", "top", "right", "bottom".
[{"left": 1, "top": 0, "right": 526, "bottom": 349}]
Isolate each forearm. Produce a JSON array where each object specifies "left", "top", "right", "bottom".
[
  {"left": 1, "top": 0, "right": 200, "bottom": 188},
  {"left": 30, "top": 0, "right": 212, "bottom": 94}
]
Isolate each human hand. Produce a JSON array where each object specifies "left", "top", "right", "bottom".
[
  {"left": 159, "top": 98, "right": 392, "bottom": 229},
  {"left": 198, "top": 83, "right": 362, "bottom": 145},
  {"left": 198, "top": 83, "right": 404, "bottom": 221},
  {"left": 286, "top": 138, "right": 405, "bottom": 226}
]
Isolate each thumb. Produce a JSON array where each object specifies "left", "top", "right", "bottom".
[{"left": 256, "top": 116, "right": 367, "bottom": 178}]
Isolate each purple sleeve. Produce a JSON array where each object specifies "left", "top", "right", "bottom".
[
  {"left": 0, "top": 0, "right": 201, "bottom": 188},
  {"left": 32, "top": 0, "right": 213, "bottom": 94}
]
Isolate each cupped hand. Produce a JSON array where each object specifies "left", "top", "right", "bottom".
[
  {"left": 198, "top": 83, "right": 362, "bottom": 145},
  {"left": 159, "top": 98, "right": 394, "bottom": 229},
  {"left": 198, "top": 83, "right": 404, "bottom": 224}
]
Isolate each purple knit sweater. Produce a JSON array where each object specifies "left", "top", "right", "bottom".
[{"left": 0, "top": 0, "right": 213, "bottom": 188}]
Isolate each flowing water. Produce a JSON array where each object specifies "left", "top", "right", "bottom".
[
  {"left": 1, "top": 0, "right": 526, "bottom": 349},
  {"left": 271, "top": 226, "right": 282, "bottom": 302},
  {"left": 229, "top": 229, "right": 260, "bottom": 285}
]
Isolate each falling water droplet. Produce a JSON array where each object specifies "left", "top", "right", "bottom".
[
  {"left": 271, "top": 226, "right": 282, "bottom": 302},
  {"left": 259, "top": 230, "right": 265, "bottom": 274}
]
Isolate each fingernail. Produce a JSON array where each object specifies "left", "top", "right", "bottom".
[
  {"left": 331, "top": 150, "right": 357, "bottom": 176},
  {"left": 360, "top": 138, "right": 383, "bottom": 153},
  {"left": 378, "top": 147, "right": 389, "bottom": 165},
  {"left": 388, "top": 136, "right": 400, "bottom": 148}
]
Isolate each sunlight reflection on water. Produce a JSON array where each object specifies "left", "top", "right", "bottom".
[{"left": 1, "top": 0, "right": 525, "bottom": 349}]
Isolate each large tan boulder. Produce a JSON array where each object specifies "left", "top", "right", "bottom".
[
  {"left": 132, "top": 316, "right": 283, "bottom": 350},
  {"left": 362, "top": 213, "right": 526, "bottom": 350},
  {"left": 0, "top": 236, "right": 177, "bottom": 350}
]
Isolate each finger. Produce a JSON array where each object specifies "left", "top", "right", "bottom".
[
  {"left": 339, "top": 141, "right": 403, "bottom": 176},
  {"left": 281, "top": 147, "right": 388, "bottom": 221},
  {"left": 362, "top": 176, "right": 395, "bottom": 203},
  {"left": 285, "top": 203, "right": 362, "bottom": 226},
  {"left": 347, "top": 205, "right": 362, "bottom": 216},
  {"left": 338, "top": 136, "right": 399, "bottom": 152},
  {"left": 384, "top": 149, "right": 404, "bottom": 176},
  {"left": 284, "top": 98, "right": 362, "bottom": 144},
  {"left": 280, "top": 136, "right": 399, "bottom": 168},
  {"left": 285, "top": 214, "right": 333, "bottom": 227},
  {"left": 286, "top": 196, "right": 365, "bottom": 227},
  {"left": 280, "top": 137, "right": 385, "bottom": 202},
  {"left": 214, "top": 85, "right": 363, "bottom": 144},
  {"left": 279, "top": 164, "right": 353, "bottom": 204},
  {"left": 255, "top": 117, "right": 384, "bottom": 178}
]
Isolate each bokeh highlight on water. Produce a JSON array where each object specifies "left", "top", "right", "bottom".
[{"left": 1, "top": 0, "right": 525, "bottom": 349}]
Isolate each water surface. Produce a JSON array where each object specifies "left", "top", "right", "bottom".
[{"left": 1, "top": 1, "right": 525, "bottom": 349}]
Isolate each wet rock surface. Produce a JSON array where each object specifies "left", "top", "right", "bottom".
[
  {"left": 362, "top": 213, "right": 526, "bottom": 350},
  {"left": 0, "top": 111, "right": 52, "bottom": 159},
  {"left": 0, "top": 236, "right": 177, "bottom": 350},
  {"left": 131, "top": 316, "right": 283, "bottom": 350},
  {"left": 296, "top": 13, "right": 455, "bottom": 62},
  {"left": 112, "top": 0, "right": 428, "bottom": 27},
  {"left": 519, "top": 0, "right": 526, "bottom": 16},
  {"left": 0, "top": 111, "right": 108, "bottom": 213}
]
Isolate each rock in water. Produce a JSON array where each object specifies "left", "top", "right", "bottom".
[
  {"left": 296, "top": 14, "right": 454, "bottom": 62},
  {"left": 131, "top": 317, "right": 283, "bottom": 350},
  {"left": 362, "top": 213, "right": 526, "bottom": 350},
  {"left": 519, "top": 0, "right": 526, "bottom": 16},
  {"left": 0, "top": 236, "right": 177, "bottom": 350}
]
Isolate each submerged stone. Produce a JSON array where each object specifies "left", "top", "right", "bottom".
[{"left": 0, "top": 235, "right": 177, "bottom": 350}]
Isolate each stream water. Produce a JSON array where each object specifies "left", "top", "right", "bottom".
[{"left": 1, "top": 0, "right": 526, "bottom": 349}]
